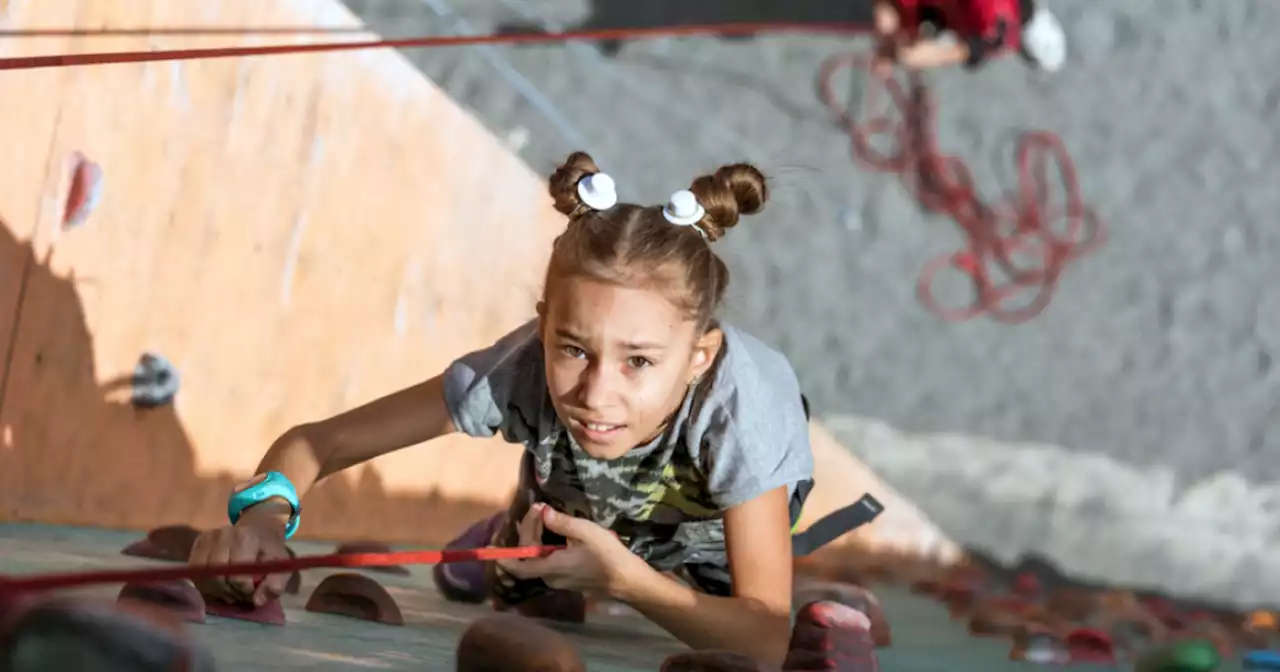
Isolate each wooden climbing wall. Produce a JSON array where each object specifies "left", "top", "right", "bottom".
[
  {"left": 0, "top": 0, "right": 957, "bottom": 561},
  {"left": 0, "top": 0, "right": 556, "bottom": 542}
]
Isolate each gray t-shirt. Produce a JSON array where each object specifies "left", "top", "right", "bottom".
[{"left": 443, "top": 319, "right": 814, "bottom": 593}]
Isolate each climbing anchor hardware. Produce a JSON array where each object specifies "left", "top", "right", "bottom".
[{"left": 131, "top": 353, "right": 179, "bottom": 409}]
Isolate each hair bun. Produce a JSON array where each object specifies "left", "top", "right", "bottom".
[
  {"left": 688, "top": 163, "right": 768, "bottom": 241},
  {"left": 548, "top": 151, "right": 602, "bottom": 217}
]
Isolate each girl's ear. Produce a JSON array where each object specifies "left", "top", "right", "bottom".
[
  {"left": 689, "top": 327, "right": 724, "bottom": 382},
  {"left": 536, "top": 301, "right": 548, "bottom": 338}
]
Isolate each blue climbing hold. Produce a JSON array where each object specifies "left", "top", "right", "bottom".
[{"left": 1244, "top": 650, "right": 1280, "bottom": 670}]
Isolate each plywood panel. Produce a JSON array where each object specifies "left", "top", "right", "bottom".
[
  {"left": 0, "top": 0, "right": 554, "bottom": 542},
  {"left": 0, "top": 0, "right": 950, "bottom": 555}
]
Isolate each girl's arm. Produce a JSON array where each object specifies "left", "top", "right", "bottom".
[
  {"left": 240, "top": 374, "right": 457, "bottom": 525},
  {"left": 616, "top": 486, "right": 795, "bottom": 665}
]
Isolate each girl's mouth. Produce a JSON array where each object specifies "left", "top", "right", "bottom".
[{"left": 571, "top": 418, "right": 626, "bottom": 441}]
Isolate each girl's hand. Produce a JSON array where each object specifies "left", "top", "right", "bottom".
[{"left": 496, "top": 503, "right": 647, "bottom": 598}]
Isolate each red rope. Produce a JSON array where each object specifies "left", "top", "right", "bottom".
[
  {"left": 0, "top": 22, "right": 868, "bottom": 71},
  {"left": 0, "top": 545, "right": 563, "bottom": 593},
  {"left": 818, "top": 51, "right": 1103, "bottom": 323}
]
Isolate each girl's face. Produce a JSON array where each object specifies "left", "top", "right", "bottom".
[{"left": 539, "top": 276, "right": 721, "bottom": 460}]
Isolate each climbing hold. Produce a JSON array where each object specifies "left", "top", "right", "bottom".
[
  {"left": 131, "top": 352, "right": 180, "bottom": 409},
  {"left": 1134, "top": 639, "right": 1221, "bottom": 672},
  {"left": 1011, "top": 572, "right": 1041, "bottom": 598},
  {"left": 333, "top": 541, "right": 410, "bottom": 575},
  {"left": 1061, "top": 628, "right": 1116, "bottom": 664},
  {"left": 304, "top": 573, "right": 403, "bottom": 625},
  {"left": 968, "top": 602, "right": 1033, "bottom": 637},
  {"left": 792, "top": 579, "right": 892, "bottom": 647},
  {"left": 117, "top": 580, "right": 205, "bottom": 624},
  {"left": 509, "top": 589, "right": 588, "bottom": 624},
  {"left": 120, "top": 524, "right": 200, "bottom": 562},
  {"left": 0, "top": 597, "right": 214, "bottom": 671},
  {"left": 285, "top": 546, "right": 302, "bottom": 595},
  {"left": 1009, "top": 625, "right": 1068, "bottom": 664},
  {"left": 660, "top": 650, "right": 775, "bottom": 671},
  {"left": 203, "top": 597, "right": 285, "bottom": 626},
  {"left": 783, "top": 601, "right": 880, "bottom": 671},
  {"left": 1173, "top": 620, "right": 1235, "bottom": 658},
  {"left": 1244, "top": 649, "right": 1280, "bottom": 670},
  {"left": 61, "top": 152, "right": 104, "bottom": 230},
  {"left": 455, "top": 614, "right": 586, "bottom": 672},
  {"left": 1044, "top": 587, "right": 1099, "bottom": 622},
  {"left": 1247, "top": 612, "right": 1279, "bottom": 632}
]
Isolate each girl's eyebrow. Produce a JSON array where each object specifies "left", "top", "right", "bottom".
[{"left": 554, "top": 328, "right": 664, "bottom": 352}]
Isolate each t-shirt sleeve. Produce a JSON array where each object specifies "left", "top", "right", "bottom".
[
  {"left": 694, "top": 333, "right": 815, "bottom": 510},
  {"left": 700, "top": 407, "right": 813, "bottom": 510},
  {"left": 442, "top": 320, "right": 545, "bottom": 445}
]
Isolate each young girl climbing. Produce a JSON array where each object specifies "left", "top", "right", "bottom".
[
  {"left": 188, "top": 152, "right": 826, "bottom": 664},
  {"left": 872, "top": 0, "right": 1067, "bottom": 73}
]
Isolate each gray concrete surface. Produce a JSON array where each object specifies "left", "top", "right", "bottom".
[
  {"left": 335, "top": 0, "right": 1280, "bottom": 604},
  {"left": 0, "top": 523, "right": 1148, "bottom": 671}
]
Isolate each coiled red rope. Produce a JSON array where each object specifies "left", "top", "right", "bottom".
[
  {"left": 0, "top": 545, "right": 562, "bottom": 593},
  {"left": 818, "top": 51, "right": 1104, "bottom": 323}
]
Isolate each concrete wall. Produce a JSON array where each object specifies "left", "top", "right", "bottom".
[{"left": 0, "top": 0, "right": 951, "bottom": 558}]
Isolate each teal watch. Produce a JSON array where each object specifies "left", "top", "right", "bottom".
[{"left": 228, "top": 471, "right": 301, "bottom": 539}]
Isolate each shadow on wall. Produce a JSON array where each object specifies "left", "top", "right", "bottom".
[
  {"left": 0, "top": 219, "right": 499, "bottom": 545},
  {"left": 498, "top": 0, "right": 874, "bottom": 56}
]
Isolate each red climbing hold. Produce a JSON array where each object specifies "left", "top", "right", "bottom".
[
  {"left": 334, "top": 541, "right": 410, "bottom": 575},
  {"left": 1062, "top": 628, "right": 1117, "bottom": 664},
  {"left": 783, "top": 601, "right": 880, "bottom": 671},
  {"left": 203, "top": 597, "right": 286, "bottom": 626},
  {"left": 117, "top": 580, "right": 206, "bottom": 624},
  {"left": 120, "top": 524, "right": 200, "bottom": 562},
  {"left": 304, "top": 573, "right": 403, "bottom": 625},
  {"left": 62, "top": 152, "right": 103, "bottom": 230}
]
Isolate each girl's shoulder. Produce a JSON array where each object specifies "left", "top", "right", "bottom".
[
  {"left": 687, "top": 324, "right": 808, "bottom": 448},
  {"left": 685, "top": 323, "right": 814, "bottom": 507}
]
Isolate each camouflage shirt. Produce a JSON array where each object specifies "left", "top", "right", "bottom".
[{"left": 444, "top": 320, "right": 814, "bottom": 596}]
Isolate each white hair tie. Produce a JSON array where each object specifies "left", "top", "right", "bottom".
[
  {"left": 663, "top": 190, "right": 708, "bottom": 238},
  {"left": 577, "top": 173, "right": 618, "bottom": 211}
]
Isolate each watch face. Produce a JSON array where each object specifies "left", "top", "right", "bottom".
[{"left": 232, "top": 473, "right": 268, "bottom": 495}]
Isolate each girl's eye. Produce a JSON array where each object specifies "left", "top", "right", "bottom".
[
  {"left": 627, "top": 356, "right": 652, "bottom": 369},
  {"left": 560, "top": 345, "right": 587, "bottom": 359}
]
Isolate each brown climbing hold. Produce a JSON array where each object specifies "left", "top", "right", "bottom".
[
  {"left": 660, "top": 650, "right": 777, "bottom": 671},
  {"left": 334, "top": 541, "right": 410, "bottom": 575},
  {"left": 117, "top": 580, "right": 206, "bottom": 624},
  {"left": 456, "top": 613, "right": 586, "bottom": 672},
  {"left": 793, "top": 579, "right": 892, "bottom": 647},
  {"left": 285, "top": 546, "right": 302, "bottom": 595},
  {"left": 203, "top": 597, "right": 286, "bottom": 626},
  {"left": 1044, "top": 587, "right": 1098, "bottom": 622},
  {"left": 120, "top": 524, "right": 200, "bottom": 562},
  {"left": 500, "top": 590, "right": 588, "bottom": 624},
  {"left": 783, "top": 601, "right": 880, "bottom": 671},
  {"left": 305, "top": 572, "right": 403, "bottom": 625},
  {"left": 968, "top": 603, "right": 1032, "bottom": 637}
]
